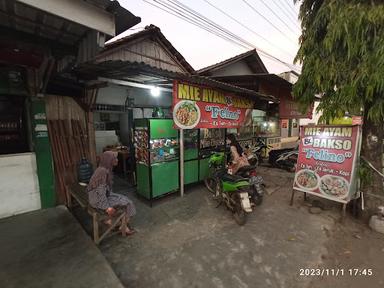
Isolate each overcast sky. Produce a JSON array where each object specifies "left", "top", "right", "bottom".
[{"left": 117, "top": 0, "right": 302, "bottom": 74}]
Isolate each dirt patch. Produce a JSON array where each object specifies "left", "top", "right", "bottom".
[{"left": 309, "top": 217, "right": 384, "bottom": 288}]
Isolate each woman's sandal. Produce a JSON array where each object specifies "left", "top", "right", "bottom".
[
  {"left": 120, "top": 226, "right": 136, "bottom": 236},
  {"left": 104, "top": 219, "right": 113, "bottom": 226}
]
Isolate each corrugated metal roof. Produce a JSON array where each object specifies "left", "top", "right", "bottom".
[
  {"left": 0, "top": 0, "right": 87, "bottom": 46},
  {"left": 101, "top": 25, "right": 195, "bottom": 74},
  {"left": 75, "top": 60, "right": 278, "bottom": 103},
  {"left": 197, "top": 49, "right": 268, "bottom": 75},
  {"left": 213, "top": 74, "right": 293, "bottom": 88}
]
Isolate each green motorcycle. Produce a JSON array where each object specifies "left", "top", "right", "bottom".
[{"left": 204, "top": 152, "right": 253, "bottom": 225}]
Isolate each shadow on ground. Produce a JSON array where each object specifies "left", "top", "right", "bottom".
[
  {"left": 84, "top": 167, "right": 367, "bottom": 288},
  {"left": 70, "top": 166, "right": 384, "bottom": 288}
]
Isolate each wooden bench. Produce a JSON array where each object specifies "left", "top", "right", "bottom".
[{"left": 66, "top": 182, "right": 127, "bottom": 244}]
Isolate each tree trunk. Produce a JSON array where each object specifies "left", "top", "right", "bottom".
[{"left": 360, "top": 114, "right": 384, "bottom": 218}]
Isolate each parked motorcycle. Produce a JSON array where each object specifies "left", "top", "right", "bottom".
[
  {"left": 204, "top": 153, "right": 263, "bottom": 225},
  {"left": 268, "top": 148, "right": 298, "bottom": 172},
  {"left": 236, "top": 165, "right": 264, "bottom": 205},
  {"left": 244, "top": 139, "right": 272, "bottom": 166}
]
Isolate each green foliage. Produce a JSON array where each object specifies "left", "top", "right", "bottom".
[
  {"left": 359, "top": 159, "right": 373, "bottom": 187},
  {"left": 293, "top": 0, "right": 384, "bottom": 124}
]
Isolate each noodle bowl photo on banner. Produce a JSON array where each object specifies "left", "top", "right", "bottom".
[
  {"left": 173, "top": 100, "right": 201, "bottom": 129},
  {"left": 172, "top": 81, "right": 254, "bottom": 129}
]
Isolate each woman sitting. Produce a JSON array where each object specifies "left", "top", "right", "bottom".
[
  {"left": 226, "top": 133, "right": 250, "bottom": 175},
  {"left": 87, "top": 151, "right": 136, "bottom": 235}
]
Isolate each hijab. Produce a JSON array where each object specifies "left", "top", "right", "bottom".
[
  {"left": 227, "top": 133, "right": 244, "bottom": 156},
  {"left": 87, "top": 151, "right": 116, "bottom": 191}
]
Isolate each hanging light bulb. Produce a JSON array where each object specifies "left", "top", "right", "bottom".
[{"left": 150, "top": 86, "right": 160, "bottom": 97}]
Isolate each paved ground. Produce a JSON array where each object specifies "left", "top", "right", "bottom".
[
  {"left": 309, "top": 215, "right": 384, "bottom": 288},
  {"left": 91, "top": 166, "right": 384, "bottom": 288},
  {"left": 281, "top": 137, "right": 299, "bottom": 149},
  {"left": 1, "top": 166, "right": 383, "bottom": 288},
  {"left": 0, "top": 206, "right": 124, "bottom": 288}
]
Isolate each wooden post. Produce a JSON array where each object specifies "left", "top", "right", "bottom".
[
  {"left": 93, "top": 213, "right": 99, "bottom": 244},
  {"left": 341, "top": 203, "right": 347, "bottom": 223},
  {"left": 86, "top": 112, "right": 97, "bottom": 167},
  {"left": 290, "top": 189, "right": 295, "bottom": 206},
  {"left": 180, "top": 129, "right": 184, "bottom": 197},
  {"left": 121, "top": 214, "right": 127, "bottom": 237}
]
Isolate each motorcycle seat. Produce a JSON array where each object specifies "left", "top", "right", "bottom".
[{"left": 221, "top": 173, "right": 248, "bottom": 183}]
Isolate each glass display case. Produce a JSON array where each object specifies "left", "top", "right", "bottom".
[
  {"left": 149, "top": 137, "right": 179, "bottom": 164},
  {"left": 134, "top": 128, "right": 149, "bottom": 165},
  {"left": 134, "top": 119, "right": 179, "bottom": 203}
]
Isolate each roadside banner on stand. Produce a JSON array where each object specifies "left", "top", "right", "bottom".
[
  {"left": 172, "top": 80, "right": 254, "bottom": 129},
  {"left": 293, "top": 125, "right": 361, "bottom": 203}
]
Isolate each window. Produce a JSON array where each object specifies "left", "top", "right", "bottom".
[{"left": 0, "top": 95, "right": 29, "bottom": 154}]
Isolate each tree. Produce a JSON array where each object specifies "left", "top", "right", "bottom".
[{"left": 293, "top": 0, "right": 384, "bottom": 213}]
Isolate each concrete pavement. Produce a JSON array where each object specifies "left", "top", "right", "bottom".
[
  {"left": 100, "top": 168, "right": 335, "bottom": 288},
  {"left": 0, "top": 206, "right": 124, "bottom": 288}
]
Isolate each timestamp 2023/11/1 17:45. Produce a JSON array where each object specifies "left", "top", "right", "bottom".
[{"left": 299, "top": 268, "right": 373, "bottom": 277}]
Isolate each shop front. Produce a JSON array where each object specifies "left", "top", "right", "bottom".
[
  {"left": 222, "top": 73, "right": 312, "bottom": 152},
  {"left": 75, "top": 25, "right": 275, "bottom": 204},
  {"left": 134, "top": 79, "right": 266, "bottom": 204},
  {"left": 77, "top": 61, "right": 273, "bottom": 204},
  {"left": 0, "top": 0, "right": 140, "bottom": 218}
]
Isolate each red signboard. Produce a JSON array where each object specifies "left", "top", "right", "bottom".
[
  {"left": 172, "top": 81, "right": 254, "bottom": 129},
  {"left": 279, "top": 93, "right": 313, "bottom": 119},
  {"left": 293, "top": 125, "right": 360, "bottom": 203}
]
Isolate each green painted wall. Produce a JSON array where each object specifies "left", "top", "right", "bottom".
[
  {"left": 184, "top": 148, "right": 198, "bottom": 161},
  {"left": 31, "top": 99, "right": 55, "bottom": 208},
  {"left": 136, "top": 163, "right": 150, "bottom": 199},
  {"left": 199, "top": 157, "right": 210, "bottom": 181},
  {"left": 184, "top": 160, "right": 199, "bottom": 185},
  {"left": 150, "top": 119, "right": 178, "bottom": 139},
  {"left": 152, "top": 161, "right": 179, "bottom": 197}
]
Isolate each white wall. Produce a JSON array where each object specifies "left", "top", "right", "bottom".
[
  {"left": 95, "top": 84, "right": 173, "bottom": 149},
  {"left": 0, "top": 153, "right": 41, "bottom": 219},
  {"left": 97, "top": 85, "right": 172, "bottom": 107},
  {"left": 291, "top": 119, "right": 299, "bottom": 137},
  {"left": 95, "top": 131, "right": 119, "bottom": 154},
  {"left": 299, "top": 101, "right": 322, "bottom": 126},
  {"left": 281, "top": 122, "right": 289, "bottom": 138},
  {"left": 18, "top": 0, "right": 116, "bottom": 36},
  {"left": 210, "top": 60, "right": 253, "bottom": 77}
]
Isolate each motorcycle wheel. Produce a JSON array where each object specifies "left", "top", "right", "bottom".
[
  {"left": 231, "top": 193, "right": 247, "bottom": 226},
  {"left": 252, "top": 186, "right": 264, "bottom": 206},
  {"left": 204, "top": 177, "right": 217, "bottom": 195},
  {"left": 286, "top": 162, "right": 297, "bottom": 173},
  {"left": 249, "top": 155, "right": 259, "bottom": 167}
]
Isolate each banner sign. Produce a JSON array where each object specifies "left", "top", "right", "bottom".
[
  {"left": 172, "top": 81, "right": 254, "bottom": 129},
  {"left": 279, "top": 94, "right": 313, "bottom": 119},
  {"left": 293, "top": 125, "right": 360, "bottom": 203}
]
